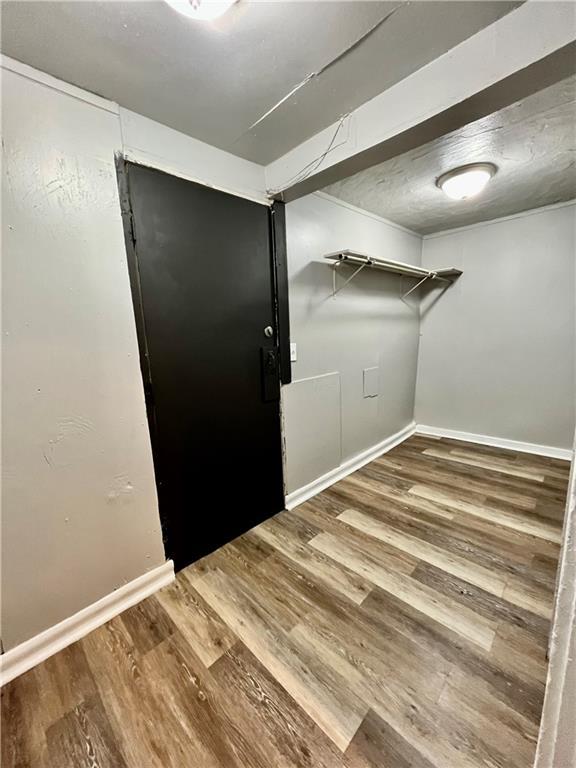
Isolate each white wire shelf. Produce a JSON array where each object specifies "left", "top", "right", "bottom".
[{"left": 324, "top": 250, "right": 462, "bottom": 298}]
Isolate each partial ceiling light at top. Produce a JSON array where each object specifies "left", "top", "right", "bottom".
[
  {"left": 164, "top": 0, "right": 237, "bottom": 21},
  {"left": 437, "top": 163, "right": 497, "bottom": 201}
]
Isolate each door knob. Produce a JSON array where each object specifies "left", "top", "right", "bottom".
[{"left": 264, "top": 326, "right": 274, "bottom": 338}]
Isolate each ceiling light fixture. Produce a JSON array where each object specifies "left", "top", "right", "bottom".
[
  {"left": 436, "top": 163, "right": 497, "bottom": 201},
  {"left": 164, "top": 0, "right": 237, "bottom": 21}
]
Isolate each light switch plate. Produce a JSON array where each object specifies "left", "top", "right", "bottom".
[
  {"left": 363, "top": 367, "right": 379, "bottom": 398},
  {"left": 290, "top": 342, "right": 298, "bottom": 362}
]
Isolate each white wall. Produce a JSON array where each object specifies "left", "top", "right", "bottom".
[
  {"left": 415, "top": 203, "right": 576, "bottom": 450},
  {"left": 283, "top": 193, "right": 422, "bottom": 494},
  {"left": 1, "top": 67, "right": 167, "bottom": 649},
  {"left": 0, "top": 58, "right": 269, "bottom": 652}
]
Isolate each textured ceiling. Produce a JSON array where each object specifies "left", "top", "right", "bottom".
[
  {"left": 0, "top": 1, "right": 520, "bottom": 164},
  {"left": 323, "top": 75, "right": 576, "bottom": 234}
]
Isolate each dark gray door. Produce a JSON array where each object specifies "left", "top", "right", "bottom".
[{"left": 122, "top": 162, "right": 284, "bottom": 571}]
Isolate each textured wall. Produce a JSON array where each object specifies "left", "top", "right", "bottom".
[
  {"left": 1, "top": 68, "right": 167, "bottom": 649},
  {"left": 415, "top": 203, "right": 576, "bottom": 449}
]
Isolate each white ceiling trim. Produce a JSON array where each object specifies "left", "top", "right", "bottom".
[
  {"left": 422, "top": 199, "right": 576, "bottom": 240},
  {"left": 265, "top": 1, "right": 576, "bottom": 196},
  {"left": 313, "top": 192, "right": 421, "bottom": 239},
  {"left": 0, "top": 54, "right": 119, "bottom": 115}
]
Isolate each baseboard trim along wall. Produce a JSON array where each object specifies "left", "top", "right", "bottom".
[
  {"left": 285, "top": 421, "right": 416, "bottom": 510},
  {"left": 0, "top": 560, "right": 175, "bottom": 686},
  {"left": 285, "top": 420, "right": 573, "bottom": 511},
  {"left": 415, "top": 425, "right": 573, "bottom": 461}
]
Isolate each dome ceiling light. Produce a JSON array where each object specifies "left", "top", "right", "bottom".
[{"left": 436, "top": 163, "right": 497, "bottom": 201}]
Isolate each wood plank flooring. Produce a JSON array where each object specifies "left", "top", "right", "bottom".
[{"left": 2, "top": 436, "right": 570, "bottom": 768}]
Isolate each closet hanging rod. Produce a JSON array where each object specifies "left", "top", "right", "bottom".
[{"left": 324, "top": 250, "right": 462, "bottom": 281}]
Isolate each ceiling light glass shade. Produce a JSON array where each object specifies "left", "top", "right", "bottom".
[
  {"left": 437, "top": 163, "right": 497, "bottom": 201},
  {"left": 164, "top": 0, "right": 237, "bottom": 20}
]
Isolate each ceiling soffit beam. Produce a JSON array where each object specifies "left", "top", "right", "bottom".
[
  {"left": 265, "top": 1, "right": 576, "bottom": 202},
  {"left": 274, "top": 41, "right": 576, "bottom": 203}
]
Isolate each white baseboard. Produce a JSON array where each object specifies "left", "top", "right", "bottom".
[
  {"left": 284, "top": 420, "right": 572, "bottom": 511},
  {"left": 415, "top": 425, "right": 573, "bottom": 461},
  {"left": 0, "top": 560, "right": 175, "bottom": 686},
  {"left": 285, "top": 421, "right": 416, "bottom": 510}
]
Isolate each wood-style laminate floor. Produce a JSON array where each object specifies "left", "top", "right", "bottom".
[{"left": 2, "top": 436, "right": 570, "bottom": 768}]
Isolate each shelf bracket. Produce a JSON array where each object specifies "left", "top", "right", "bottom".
[
  {"left": 332, "top": 260, "right": 369, "bottom": 297},
  {"left": 401, "top": 272, "right": 435, "bottom": 300}
]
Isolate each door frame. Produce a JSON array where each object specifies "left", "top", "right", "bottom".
[
  {"left": 269, "top": 200, "right": 292, "bottom": 386},
  {"left": 115, "top": 155, "right": 290, "bottom": 558}
]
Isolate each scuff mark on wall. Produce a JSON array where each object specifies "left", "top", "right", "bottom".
[
  {"left": 44, "top": 415, "right": 95, "bottom": 468},
  {"left": 107, "top": 475, "right": 135, "bottom": 505}
]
